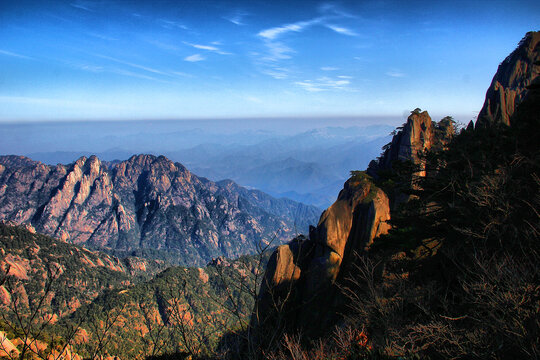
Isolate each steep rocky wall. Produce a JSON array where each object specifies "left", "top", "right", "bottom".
[
  {"left": 367, "top": 110, "right": 453, "bottom": 179},
  {"left": 253, "top": 111, "right": 452, "bottom": 337},
  {"left": 476, "top": 31, "right": 540, "bottom": 127},
  {"left": 254, "top": 174, "right": 391, "bottom": 336}
]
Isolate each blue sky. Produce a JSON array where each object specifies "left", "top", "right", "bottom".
[{"left": 0, "top": 0, "right": 538, "bottom": 122}]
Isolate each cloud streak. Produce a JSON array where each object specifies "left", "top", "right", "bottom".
[
  {"left": 0, "top": 49, "right": 32, "bottom": 59},
  {"left": 295, "top": 76, "right": 353, "bottom": 92},
  {"left": 184, "top": 54, "right": 205, "bottom": 62},
  {"left": 184, "top": 42, "right": 231, "bottom": 55},
  {"left": 386, "top": 70, "right": 406, "bottom": 78},
  {"left": 224, "top": 10, "right": 248, "bottom": 25},
  {"left": 325, "top": 24, "right": 358, "bottom": 36},
  {"left": 255, "top": 5, "right": 360, "bottom": 79},
  {"left": 70, "top": 1, "right": 95, "bottom": 12},
  {"left": 258, "top": 18, "right": 323, "bottom": 40},
  {"left": 93, "top": 54, "right": 168, "bottom": 75}
]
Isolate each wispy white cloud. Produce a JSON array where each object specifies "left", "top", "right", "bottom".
[
  {"left": 77, "top": 64, "right": 104, "bottom": 72},
  {"left": 258, "top": 18, "right": 322, "bottom": 40},
  {"left": 184, "top": 54, "right": 205, "bottom": 62},
  {"left": 224, "top": 10, "right": 248, "bottom": 25},
  {"left": 338, "top": 75, "right": 353, "bottom": 79},
  {"left": 110, "top": 68, "right": 167, "bottom": 82},
  {"left": 183, "top": 42, "right": 231, "bottom": 55},
  {"left": 255, "top": 4, "right": 359, "bottom": 80},
  {"left": 257, "top": 4, "right": 358, "bottom": 40},
  {"left": 325, "top": 24, "right": 358, "bottom": 36},
  {"left": 262, "top": 41, "right": 295, "bottom": 61},
  {"left": 295, "top": 76, "right": 352, "bottom": 92},
  {"left": 386, "top": 70, "right": 406, "bottom": 78},
  {"left": 93, "top": 54, "right": 168, "bottom": 75},
  {"left": 158, "top": 19, "right": 188, "bottom": 30},
  {"left": 70, "top": 1, "right": 95, "bottom": 12},
  {"left": 318, "top": 3, "right": 357, "bottom": 18},
  {"left": 321, "top": 66, "right": 339, "bottom": 71},
  {"left": 261, "top": 67, "right": 290, "bottom": 80},
  {"left": 191, "top": 44, "right": 219, "bottom": 51},
  {"left": 171, "top": 71, "right": 194, "bottom": 78},
  {"left": 0, "top": 49, "right": 32, "bottom": 59}
]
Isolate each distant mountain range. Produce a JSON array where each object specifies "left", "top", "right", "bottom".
[
  {"left": 0, "top": 154, "right": 320, "bottom": 266},
  {"left": 21, "top": 125, "right": 393, "bottom": 208}
]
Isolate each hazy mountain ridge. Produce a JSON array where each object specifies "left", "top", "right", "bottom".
[
  {"left": 0, "top": 154, "right": 319, "bottom": 266},
  {"left": 20, "top": 125, "right": 393, "bottom": 208}
]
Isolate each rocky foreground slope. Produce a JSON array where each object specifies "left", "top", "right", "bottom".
[
  {"left": 0, "top": 154, "right": 320, "bottom": 266},
  {"left": 0, "top": 222, "right": 165, "bottom": 317}
]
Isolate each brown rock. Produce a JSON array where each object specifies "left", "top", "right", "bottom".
[
  {"left": 254, "top": 175, "right": 390, "bottom": 336},
  {"left": 476, "top": 31, "right": 540, "bottom": 127}
]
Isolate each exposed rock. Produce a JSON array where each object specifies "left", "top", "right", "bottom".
[
  {"left": 0, "top": 331, "right": 19, "bottom": 357},
  {"left": 254, "top": 174, "right": 390, "bottom": 336},
  {"left": 253, "top": 111, "right": 451, "bottom": 338},
  {"left": 253, "top": 109, "right": 454, "bottom": 338},
  {"left": 0, "top": 223, "right": 166, "bottom": 317},
  {"left": 254, "top": 30, "right": 539, "bottom": 346},
  {"left": 0, "top": 154, "right": 320, "bottom": 266},
  {"left": 367, "top": 110, "right": 453, "bottom": 179},
  {"left": 476, "top": 31, "right": 540, "bottom": 127}
]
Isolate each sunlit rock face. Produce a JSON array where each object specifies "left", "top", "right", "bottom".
[
  {"left": 254, "top": 173, "right": 391, "bottom": 336},
  {"left": 0, "top": 154, "right": 319, "bottom": 266},
  {"left": 476, "top": 31, "right": 540, "bottom": 128},
  {"left": 367, "top": 110, "right": 453, "bottom": 179}
]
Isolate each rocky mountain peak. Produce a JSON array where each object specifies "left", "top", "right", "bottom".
[
  {"left": 367, "top": 110, "right": 453, "bottom": 179},
  {"left": 0, "top": 154, "right": 319, "bottom": 265},
  {"left": 476, "top": 31, "right": 540, "bottom": 127}
]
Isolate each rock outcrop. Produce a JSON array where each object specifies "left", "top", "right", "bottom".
[
  {"left": 254, "top": 173, "right": 391, "bottom": 336},
  {"left": 253, "top": 31, "right": 539, "bottom": 342},
  {"left": 476, "top": 31, "right": 540, "bottom": 128},
  {"left": 0, "top": 154, "right": 320, "bottom": 266},
  {"left": 254, "top": 111, "right": 453, "bottom": 337},
  {"left": 367, "top": 110, "right": 454, "bottom": 180}
]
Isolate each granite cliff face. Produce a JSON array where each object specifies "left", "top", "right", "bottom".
[
  {"left": 254, "top": 31, "right": 539, "bottom": 341},
  {"left": 0, "top": 154, "right": 320, "bottom": 266},
  {"left": 254, "top": 173, "right": 391, "bottom": 335},
  {"left": 367, "top": 110, "right": 454, "bottom": 180},
  {"left": 476, "top": 31, "right": 540, "bottom": 127},
  {"left": 253, "top": 111, "right": 445, "bottom": 335}
]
